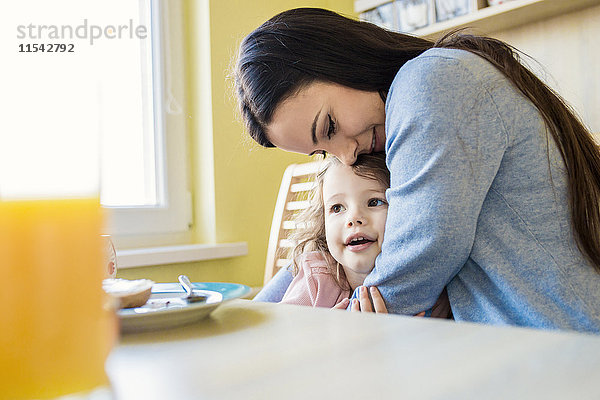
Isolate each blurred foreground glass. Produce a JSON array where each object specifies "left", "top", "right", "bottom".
[{"left": 0, "top": 106, "right": 115, "bottom": 398}]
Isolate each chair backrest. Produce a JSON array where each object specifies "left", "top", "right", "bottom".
[{"left": 264, "top": 161, "right": 322, "bottom": 285}]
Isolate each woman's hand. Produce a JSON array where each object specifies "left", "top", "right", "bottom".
[{"left": 413, "top": 288, "right": 452, "bottom": 319}]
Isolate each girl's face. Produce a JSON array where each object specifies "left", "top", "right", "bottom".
[
  {"left": 267, "top": 82, "right": 386, "bottom": 166},
  {"left": 322, "top": 163, "right": 388, "bottom": 289}
]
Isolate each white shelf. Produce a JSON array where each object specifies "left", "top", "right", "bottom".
[{"left": 356, "top": 0, "right": 600, "bottom": 39}]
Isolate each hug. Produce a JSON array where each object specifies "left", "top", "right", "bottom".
[{"left": 235, "top": 7, "right": 600, "bottom": 333}]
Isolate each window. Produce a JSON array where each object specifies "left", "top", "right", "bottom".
[
  {"left": 99, "top": 1, "right": 160, "bottom": 208},
  {"left": 2, "top": 0, "right": 192, "bottom": 242},
  {"left": 100, "top": 0, "right": 192, "bottom": 238}
]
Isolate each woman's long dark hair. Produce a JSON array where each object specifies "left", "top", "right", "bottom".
[
  {"left": 235, "top": 8, "right": 430, "bottom": 147},
  {"left": 234, "top": 7, "right": 600, "bottom": 272}
]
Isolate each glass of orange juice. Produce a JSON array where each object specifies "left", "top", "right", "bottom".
[{"left": 0, "top": 140, "right": 115, "bottom": 398}]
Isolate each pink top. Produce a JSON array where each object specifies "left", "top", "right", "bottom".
[{"left": 280, "top": 252, "right": 350, "bottom": 308}]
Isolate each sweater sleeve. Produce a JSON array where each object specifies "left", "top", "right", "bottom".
[
  {"left": 363, "top": 51, "right": 509, "bottom": 315},
  {"left": 253, "top": 266, "right": 293, "bottom": 303}
]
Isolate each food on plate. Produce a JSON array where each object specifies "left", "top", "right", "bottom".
[{"left": 103, "top": 278, "right": 154, "bottom": 309}]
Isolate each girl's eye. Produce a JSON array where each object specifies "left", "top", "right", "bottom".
[
  {"left": 368, "top": 198, "right": 387, "bottom": 207},
  {"left": 330, "top": 204, "right": 344, "bottom": 213},
  {"left": 327, "top": 114, "right": 336, "bottom": 139}
]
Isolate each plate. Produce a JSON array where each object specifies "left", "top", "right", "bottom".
[{"left": 118, "top": 282, "right": 250, "bottom": 333}]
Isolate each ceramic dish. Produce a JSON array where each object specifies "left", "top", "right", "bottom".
[{"left": 118, "top": 282, "right": 250, "bottom": 333}]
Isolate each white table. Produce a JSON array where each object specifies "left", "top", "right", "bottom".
[{"left": 107, "top": 299, "right": 600, "bottom": 399}]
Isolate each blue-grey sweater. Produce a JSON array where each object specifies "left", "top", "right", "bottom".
[{"left": 257, "top": 48, "right": 600, "bottom": 333}]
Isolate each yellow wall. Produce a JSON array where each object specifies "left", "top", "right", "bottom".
[{"left": 119, "top": 0, "right": 355, "bottom": 286}]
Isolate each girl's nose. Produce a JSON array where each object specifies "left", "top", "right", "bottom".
[{"left": 346, "top": 216, "right": 364, "bottom": 227}]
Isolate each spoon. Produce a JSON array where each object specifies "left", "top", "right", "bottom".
[{"left": 178, "top": 275, "right": 207, "bottom": 303}]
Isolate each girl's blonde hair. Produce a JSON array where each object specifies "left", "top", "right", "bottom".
[{"left": 285, "top": 152, "right": 389, "bottom": 289}]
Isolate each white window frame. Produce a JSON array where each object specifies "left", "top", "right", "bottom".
[{"left": 105, "top": 0, "right": 192, "bottom": 245}]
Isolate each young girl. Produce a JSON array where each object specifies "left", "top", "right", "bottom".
[{"left": 280, "top": 153, "right": 450, "bottom": 317}]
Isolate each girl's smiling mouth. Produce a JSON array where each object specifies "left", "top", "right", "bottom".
[{"left": 345, "top": 234, "right": 376, "bottom": 252}]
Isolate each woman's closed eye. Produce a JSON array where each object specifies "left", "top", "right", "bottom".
[
  {"left": 327, "top": 114, "right": 336, "bottom": 139},
  {"left": 308, "top": 115, "right": 335, "bottom": 156},
  {"left": 368, "top": 198, "right": 387, "bottom": 207}
]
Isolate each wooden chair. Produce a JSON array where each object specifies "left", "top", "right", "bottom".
[{"left": 263, "top": 161, "right": 323, "bottom": 285}]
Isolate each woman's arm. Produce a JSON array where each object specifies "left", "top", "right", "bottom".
[
  {"left": 252, "top": 266, "right": 293, "bottom": 302},
  {"left": 364, "top": 49, "right": 508, "bottom": 315}
]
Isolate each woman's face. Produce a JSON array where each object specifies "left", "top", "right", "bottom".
[{"left": 266, "top": 82, "right": 386, "bottom": 165}]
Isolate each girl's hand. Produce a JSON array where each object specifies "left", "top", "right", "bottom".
[
  {"left": 351, "top": 286, "right": 388, "bottom": 313},
  {"left": 332, "top": 298, "right": 350, "bottom": 310}
]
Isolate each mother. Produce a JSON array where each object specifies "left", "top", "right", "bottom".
[{"left": 234, "top": 8, "right": 600, "bottom": 332}]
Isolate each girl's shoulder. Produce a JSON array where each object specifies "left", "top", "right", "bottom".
[
  {"left": 295, "top": 251, "right": 331, "bottom": 274},
  {"left": 282, "top": 251, "right": 349, "bottom": 307}
]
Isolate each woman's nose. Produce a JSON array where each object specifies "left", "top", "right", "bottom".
[
  {"left": 338, "top": 151, "right": 357, "bottom": 166},
  {"left": 338, "top": 153, "right": 356, "bottom": 165},
  {"left": 332, "top": 139, "right": 357, "bottom": 166}
]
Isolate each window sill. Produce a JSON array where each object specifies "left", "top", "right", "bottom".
[{"left": 116, "top": 242, "right": 248, "bottom": 269}]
